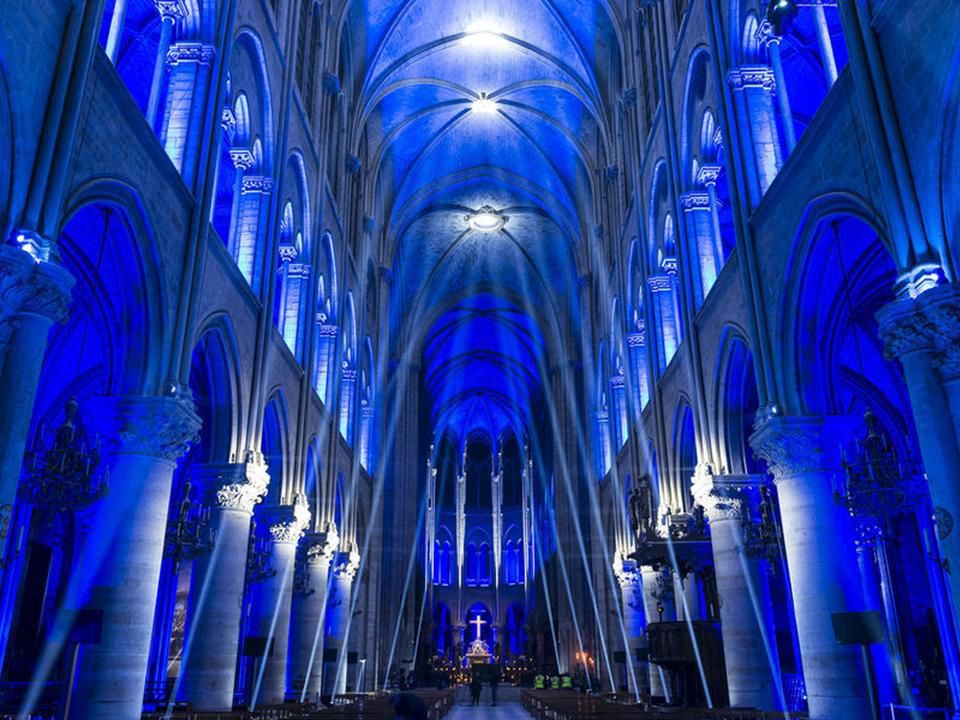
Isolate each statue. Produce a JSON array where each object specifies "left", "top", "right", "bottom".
[
  {"left": 628, "top": 475, "right": 651, "bottom": 538},
  {"left": 177, "top": 482, "right": 193, "bottom": 535}
]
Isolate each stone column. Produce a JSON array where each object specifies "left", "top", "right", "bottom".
[
  {"left": 289, "top": 526, "right": 339, "bottom": 702},
  {"left": 248, "top": 501, "right": 310, "bottom": 708},
  {"left": 692, "top": 472, "right": 781, "bottom": 710},
  {"left": 641, "top": 566, "right": 676, "bottom": 701},
  {"left": 145, "top": 0, "right": 185, "bottom": 129},
  {"left": 179, "top": 461, "right": 268, "bottom": 711},
  {"left": 324, "top": 549, "right": 360, "bottom": 697},
  {"left": 613, "top": 558, "right": 650, "bottom": 699},
  {"left": 751, "top": 415, "right": 872, "bottom": 720},
  {"left": 71, "top": 394, "right": 200, "bottom": 720},
  {"left": 878, "top": 287, "right": 960, "bottom": 623},
  {"left": 758, "top": 21, "right": 797, "bottom": 153},
  {"left": 0, "top": 245, "right": 73, "bottom": 564},
  {"left": 727, "top": 66, "right": 781, "bottom": 201}
]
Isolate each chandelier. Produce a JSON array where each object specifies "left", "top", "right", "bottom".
[
  {"left": 165, "top": 481, "right": 216, "bottom": 572},
  {"left": 741, "top": 484, "right": 782, "bottom": 570},
  {"left": 20, "top": 397, "right": 109, "bottom": 512},
  {"left": 835, "top": 408, "right": 922, "bottom": 522},
  {"left": 246, "top": 522, "right": 277, "bottom": 583}
]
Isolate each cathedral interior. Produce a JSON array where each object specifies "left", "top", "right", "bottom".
[{"left": 1, "top": 0, "right": 960, "bottom": 718}]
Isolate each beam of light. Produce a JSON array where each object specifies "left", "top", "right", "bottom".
[
  {"left": 471, "top": 95, "right": 498, "bottom": 116},
  {"left": 249, "top": 550, "right": 296, "bottom": 712},
  {"left": 462, "top": 21, "right": 510, "bottom": 50}
]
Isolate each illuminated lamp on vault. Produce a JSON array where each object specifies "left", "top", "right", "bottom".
[{"left": 467, "top": 206, "right": 507, "bottom": 233}]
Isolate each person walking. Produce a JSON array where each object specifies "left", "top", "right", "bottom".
[
  {"left": 469, "top": 673, "right": 483, "bottom": 706},
  {"left": 489, "top": 666, "right": 501, "bottom": 706}
]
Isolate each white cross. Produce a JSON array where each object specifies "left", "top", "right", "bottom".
[{"left": 470, "top": 614, "right": 486, "bottom": 641}]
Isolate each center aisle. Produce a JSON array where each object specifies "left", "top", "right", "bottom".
[{"left": 445, "top": 702, "right": 534, "bottom": 719}]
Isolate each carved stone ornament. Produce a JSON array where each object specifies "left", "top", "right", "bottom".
[
  {"left": 241, "top": 175, "right": 274, "bottom": 194},
  {"left": 266, "top": 499, "right": 311, "bottom": 544},
  {"left": 680, "top": 192, "right": 711, "bottom": 212},
  {"left": 166, "top": 42, "right": 216, "bottom": 66},
  {"left": 212, "top": 463, "right": 269, "bottom": 513},
  {"left": 0, "top": 244, "right": 74, "bottom": 327},
  {"left": 613, "top": 552, "right": 642, "bottom": 588},
  {"left": 749, "top": 415, "right": 847, "bottom": 480},
  {"left": 727, "top": 66, "right": 776, "bottom": 92},
  {"left": 333, "top": 546, "right": 361, "bottom": 580},
  {"left": 90, "top": 394, "right": 201, "bottom": 463},
  {"left": 304, "top": 525, "right": 340, "bottom": 565}
]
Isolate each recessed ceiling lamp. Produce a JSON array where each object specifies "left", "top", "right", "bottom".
[
  {"left": 467, "top": 206, "right": 507, "bottom": 233},
  {"left": 463, "top": 20, "right": 509, "bottom": 49},
  {"left": 472, "top": 93, "right": 498, "bottom": 114}
]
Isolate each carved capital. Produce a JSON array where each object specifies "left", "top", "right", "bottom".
[
  {"left": 303, "top": 525, "right": 340, "bottom": 565},
  {"left": 876, "top": 298, "right": 934, "bottom": 361},
  {"left": 613, "top": 554, "right": 642, "bottom": 588},
  {"left": 263, "top": 500, "right": 311, "bottom": 545},
  {"left": 88, "top": 394, "right": 201, "bottom": 463},
  {"left": 680, "top": 192, "right": 710, "bottom": 212},
  {"left": 167, "top": 42, "right": 216, "bottom": 66},
  {"left": 278, "top": 244, "right": 298, "bottom": 262},
  {"left": 154, "top": 0, "right": 187, "bottom": 21},
  {"left": 192, "top": 462, "right": 269, "bottom": 514},
  {"left": 333, "top": 547, "right": 361, "bottom": 580},
  {"left": 229, "top": 148, "right": 255, "bottom": 171},
  {"left": 749, "top": 415, "right": 848, "bottom": 480},
  {"left": 727, "top": 65, "right": 776, "bottom": 92},
  {"left": 697, "top": 164, "right": 722, "bottom": 188},
  {"left": 241, "top": 175, "right": 274, "bottom": 194},
  {"left": 0, "top": 245, "right": 74, "bottom": 326}
]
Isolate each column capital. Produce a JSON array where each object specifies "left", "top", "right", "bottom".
[
  {"left": 166, "top": 42, "right": 216, "bottom": 66},
  {"left": 680, "top": 191, "right": 711, "bottom": 212},
  {"left": 303, "top": 525, "right": 340, "bottom": 565},
  {"left": 241, "top": 175, "right": 274, "bottom": 194},
  {"left": 696, "top": 164, "right": 722, "bottom": 188},
  {"left": 333, "top": 547, "right": 361, "bottom": 580},
  {"left": 749, "top": 415, "right": 851, "bottom": 480},
  {"left": 262, "top": 501, "right": 311, "bottom": 545},
  {"left": 0, "top": 244, "right": 74, "bottom": 325},
  {"left": 877, "top": 282, "right": 960, "bottom": 378},
  {"left": 727, "top": 65, "right": 776, "bottom": 92},
  {"left": 613, "top": 553, "right": 642, "bottom": 588},
  {"left": 191, "top": 462, "right": 269, "bottom": 514},
  {"left": 88, "top": 394, "right": 201, "bottom": 463},
  {"left": 690, "top": 469, "right": 765, "bottom": 523},
  {"left": 154, "top": 0, "right": 187, "bottom": 21},
  {"left": 229, "top": 148, "right": 255, "bottom": 171}
]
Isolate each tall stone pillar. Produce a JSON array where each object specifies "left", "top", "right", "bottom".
[
  {"left": 751, "top": 415, "right": 872, "bottom": 720},
  {"left": 878, "top": 286, "right": 960, "bottom": 626},
  {"left": 248, "top": 502, "right": 310, "bottom": 708},
  {"left": 71, "top": 394, "right": 200, "bottom": 720},
  {"left": 641, "top": 565, "right": 675, "bottom": 701},
  {"left": 0, "top": 245, "right": 73, "bottom": 564},
  {"left": 692, "top": 472, "right": 781, "bottom": 710},
  {"left": 288, "top": 527, "right": 339, "bottom": 701},
  {"left": 727, "top": 66, "right": 781, "bottom": 202},
  {"left": 179, "top": 462, "right": 268, "bottom": 711},
  {"left": 325, "top": 549, "right": 360, "bottom": 697},
  {"left": 613, "top": 558, "right": 650, "bottom": 698}
]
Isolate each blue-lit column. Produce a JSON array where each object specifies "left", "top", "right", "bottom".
[
  {"left": 71, "top": 395, "right": 200, "bottom": 719},
  {"left": 180, "top": 461, "right": 268, "bottom": 711},
  {"left": 0, "top": 244, "right": 73, "bottom": 566},
  {"left": 248, "top": 502, "right": 310, "bottom": 707},
  {"left": 757, "top": 21, "right": 797, "bottom": 154},
  {"left": 145, "top": 0, "right": 186, "bottom": 130},
  {"left": 614, "top": 558, "right": 649, "bottom": 699},
  {"left": 289, "top": 527, "right": 339, "bottom": 701},
  {"left": 692, "top": 472, "right": 781, "bottom": 710},
  {"left": 161, "top": 41, "right": 216, "bottom": 182},
  {"left": 726, "top": 66, "right": 781, "bottom": 203},
  {"left": 641, "top": 566, "right": 676, "bottom": 701},
  {"left": 324, "top": 549, "right": 360, "bottom": 697},
  {"left": 751, "top": 415, "right": 871, "bottom": 720},
  {"left": 878, "top": 286, "right": 960, "bottom": 640},
  {"left": 680, "top": 191, "right": 717, "bottom": 302}
]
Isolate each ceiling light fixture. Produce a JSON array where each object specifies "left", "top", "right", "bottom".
[
  {"left": 472, "top": 93, "right": 498, "bottom": 114},
  {"left": 463, "top": 21, "right": 508, "bottom": 49},
  {"left": 467, "top": 206, "right": 507, "bottom": 233}
]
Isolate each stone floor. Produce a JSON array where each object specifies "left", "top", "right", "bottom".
[{"left": 446, "top": 701, "right": 533, "bottom": 719}]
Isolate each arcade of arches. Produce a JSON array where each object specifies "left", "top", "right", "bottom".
[{"left": 1, "top": 0, "right": 960, "bottom": 718}]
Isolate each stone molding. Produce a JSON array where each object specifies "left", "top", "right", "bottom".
[
  {"left": 87, "top": 394, "right": 201, "bottom": 463},
  {"left": 0, "top": 245, "right": 74, "bottom": 332},
  {"left": 241, "top": 175, "right": 274, "bottom": 194},
  {"left": 877, "top": 283, "right": 960, "bottom": 380},
  {"left": 303, "top": 525, "right": 340, "bottom": 565},
  {"left": 749, "top": 415, "right": 850, "bottom": 479},
  {"left": 167, "top": 42, "right": 216, "bottom": 66},
  {"left": 727, "top": 65, "right": 776, "bottom": 92},
  {"left": 680, "top": 192, "right": 711, "bottom": 212},
  {"left": 263, "top": 501, "right": 311, "bottom": 545},
  {"left": 192, "top": 463, "right": 270, "bottom": 514}
]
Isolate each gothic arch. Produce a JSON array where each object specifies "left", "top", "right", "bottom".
[
  {"left": 261, "top": 390, "right": 289, "bottom": 503},
  {"left": 671, "top": 401, "right": 697, "bottom": 513},
  {"left": 713, "top": 328, "right": 760, "bottom": 475},
  {"left": 779, "top": 193, "right": 894, "bottom": 415},
  {"left": 60, "top": 182, "right": 167, "bottom": 395},
  {"left": 189, "top": 315, "right": 243, "bottom": 463}
]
